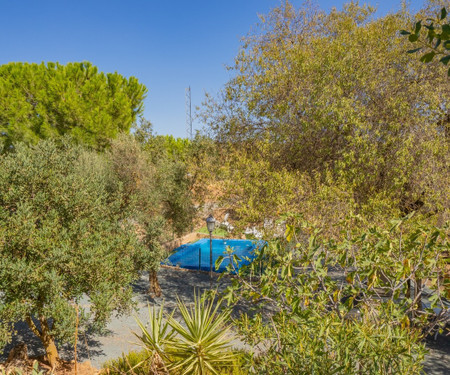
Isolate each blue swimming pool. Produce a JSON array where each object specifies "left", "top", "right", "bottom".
[{"left": 165, "top": 238, "right": 265, "bottom": 273}]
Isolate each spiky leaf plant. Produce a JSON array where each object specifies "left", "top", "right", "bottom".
[
  {"left": 165, "top": 293, "right": 235, "bottom": 375},
  {"left": 135, "top": 292, "right": 236, "bottom": 375},
  {"left": 134, "top": 302, "right": 175, "bottom": 374}
]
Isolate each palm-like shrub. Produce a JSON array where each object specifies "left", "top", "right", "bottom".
[
  {"left": 135, "top": 292, "right": 236, "bottom": 375},
  {"left": 135, "top": 304, "right": 174, "bottom": 374}
]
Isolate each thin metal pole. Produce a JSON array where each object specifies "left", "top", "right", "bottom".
[
  {"left": 185, "top": 86, "right": 192, "bottom": 139},
  {"left": 199, "top": 246, "right": 201, "bottom": 272},
  {"left": 209, "top": 232, "right": 213, "bottom": 279}
]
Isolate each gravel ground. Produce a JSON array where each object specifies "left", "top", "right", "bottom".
[{"left": 1, "top": 267, "right": 449, "bottom": 373}]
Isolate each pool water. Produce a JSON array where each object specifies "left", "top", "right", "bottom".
[{"left": 165, "top": 238, "right": 265, "bottom": 273}]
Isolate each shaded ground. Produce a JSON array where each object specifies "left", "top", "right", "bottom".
[
  {"left": 424, "top": 334, "right": 450, "bottom": 375},
  {"left": 0, "top": 268, "right": 237, "bottom": 369},
  {"left": 1, "top": 267, "right": 449, "bottom": 374}
]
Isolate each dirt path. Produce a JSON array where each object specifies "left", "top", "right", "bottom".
[{"left": 1, "top": 268, "right": 449, "bottom": 373}]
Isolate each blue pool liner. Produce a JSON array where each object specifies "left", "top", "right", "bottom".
[{"left": 164, "top": 238, "right": 266, "bottom": 273}]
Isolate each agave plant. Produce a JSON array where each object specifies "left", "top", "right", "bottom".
[{"left": 135, "top": 292, "right": 236, "bottom": 375}]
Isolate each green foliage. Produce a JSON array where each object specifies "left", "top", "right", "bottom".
[
  {"left": 102, "top": 350, "right": 248, "bottom": 375},
  {"left": 135, "top": 303, "right": 175, "bottom": 361},
  {"left": 201, "top": 1, "right": 450, "bottom": 229},
  {"left": 166, "top": 294, "right": 235, "bottom": 375},
  {"left": 0, "top": 62, "right": 147, "bottom": 151},
  {"left": 402, "top": 6, "right": 450, "bottom": 75},
  {"left": 197, "top": 226, "right": 229, "bottom": 237},
  {"left": 103, "top": 350, "right": 152, "bottom": 375},
  {"left": 161, "top": 161, "right": 196, "bottom": 236},
  {"left": 182, "top": 135, "right": 222, "bottom": 207},
  {"left": 220, "top": 215, "right": 448, "bottom": 374},
  {"left": 110, "top": 132, "right": 195, "bottom": 240},
  {"left": 134, "top": 292, "right": 237, "bottom": 375},
  {"left": 237, "top": 311, "right": 425, "bottom": 375},
  {"left": 131, "top": 128, "right": 196, "bottom": 237},
  {"left": 0, "top": 139, "right": 144, "bottom": 355},
  {"left": 155, "top": 135, "right": 191, "bottom": 163}
]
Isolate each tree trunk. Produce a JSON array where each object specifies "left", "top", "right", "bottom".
[
  {"left": 148, "top": 270, "right": 162, "bottom": 297},
  {"left": 25, "top": 315, "right": 59, "bottom": 368},
  {"left": 40, "top": 334, "right": 59, "bottom": 369},
  {"left": 406, "top": 279, "right": 411, "bottom": 300}
]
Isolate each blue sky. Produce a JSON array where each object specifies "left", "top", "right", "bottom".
[{"left": 0, "top": 0, "right": 426, "bottom": 138}]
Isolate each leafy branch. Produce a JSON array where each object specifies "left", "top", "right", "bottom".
[{"left": 401, "top": 7, "right": 450, "bottom": 75}]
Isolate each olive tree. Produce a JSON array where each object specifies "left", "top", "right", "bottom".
[
  {"left": 0, "top": 139, "right": 146, "bottom": 367},
  {"left": 108, "top": 133, "right": 195, "bottom": 297}
]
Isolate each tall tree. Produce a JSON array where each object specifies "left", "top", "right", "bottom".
[
  {"left": 201, "top": 1, "right": 450, "bottom": 224},
  {"left": 108, "top": 133, "right": 195, "bottom": 296},
  {"left": 0, "top": 62, "right": 147, "bottom": 151},
  {"left": 0, "top": 139, "right": 146, "bottom": 367}
]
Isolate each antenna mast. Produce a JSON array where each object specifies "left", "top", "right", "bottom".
[{"left": 185, "top": 86, "right": 192, "bottom": 139}]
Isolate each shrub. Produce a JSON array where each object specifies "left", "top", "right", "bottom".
[
  {"left": 219, "top": 215, "right": 448, "bottom": 374},
  {"left": 103, "top": 350, "right": 152, "bottom": 375},
  {"left": 0, "top": 139, "right": 146, "bottom": 367},
  {"left": 134, "top": 292, "right": 237, "bottom": 375}
]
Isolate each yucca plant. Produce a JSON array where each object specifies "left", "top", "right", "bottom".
[
  {"left": 135, "top": 303, "right": 175, "bottom": 374},
  {"left": 103, "top": 350, "right": 153, "bottom": 375},
  {"left": 165, "top": 293, "right": 235, "bottom": 375},
  {"left": 134, "top": 292, "right": 236, "bottom": 375}
]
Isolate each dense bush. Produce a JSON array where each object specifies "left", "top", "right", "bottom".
[
  {"left": 218, "top": 215, "right": 449, "bottom": 374},
  {"left": 201, "top": 0, "right": 450, "bottom": 231},
  {"left": 0, "top": 139, "right": 147, "bottom": 366}
]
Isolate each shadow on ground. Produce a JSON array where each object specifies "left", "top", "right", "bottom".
[
  {"left": 0, "top": 321, "right": 105, "bottom": 364},
  {"left": 423, "top": 334, "right": 450, "bottom": 375},
  {"left": 2, "top": 267, "right": 449, "bottom": 373}
]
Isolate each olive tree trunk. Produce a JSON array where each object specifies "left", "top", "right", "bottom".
[
  {"left": 25, "top": 315, "right": 59, "bottom": 368},
  {"left": 148, "top": 270, "right": 162, "bottom": 297}
]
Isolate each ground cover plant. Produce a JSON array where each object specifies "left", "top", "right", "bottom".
[{"left": 103, "top": 350, "right": 247, "bottom": 375}]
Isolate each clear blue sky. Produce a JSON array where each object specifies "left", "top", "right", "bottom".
[{"left": 0, "top": 0, "right": 426, "bottom": 138}]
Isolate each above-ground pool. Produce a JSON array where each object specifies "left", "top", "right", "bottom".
[{"left": 165, "top": 238, "right": 265, "bottom": 273}]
